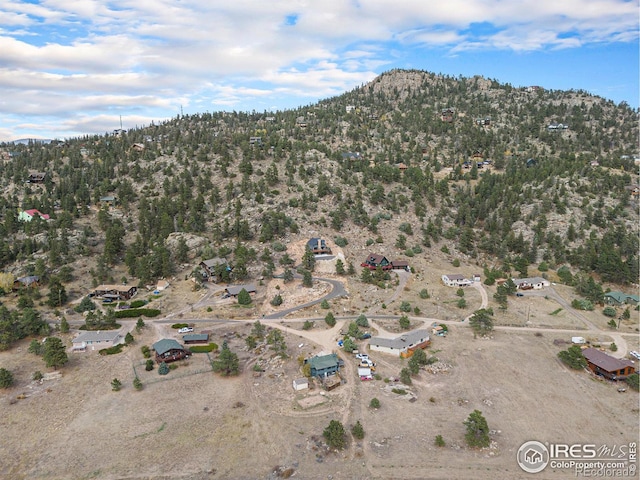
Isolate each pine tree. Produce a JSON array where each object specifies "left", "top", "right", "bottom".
[
  {"left": 111, "top": 378, "right": 122, "bottom": 391},
  {"left": 43, "top": 337, "right": 68, "bottom": 370},
  {"left": 47, "top": 276, "right": 68, "bottom": 307},
  {"left": 212, "top": 341, "right": 239, "bottom": 376},
  {"left": 464, "top": 410, "right": 490, "bottom": 448}
]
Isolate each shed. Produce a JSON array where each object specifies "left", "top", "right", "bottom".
[
  {"left": 292, "top": 378, "right": 309, "bottom": 391},
  {"left": 182, "top": 333, "right": 209, "bottom": 344}
]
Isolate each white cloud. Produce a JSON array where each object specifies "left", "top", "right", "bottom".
[{"left": 0, "top": 0, "right": 637, "bottom": 140}]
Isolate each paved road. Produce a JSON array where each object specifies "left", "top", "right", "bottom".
[{"left": 263, "top": 276, "right": 348, "bottom": 319}]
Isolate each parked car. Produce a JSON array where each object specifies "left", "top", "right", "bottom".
[
  {"left": 516, "top": 292, "right": 524, "bottom": 297},
  {"left": 178, "top": 327, "right": 194, "bottom": 334},
  {"left": 355, "top": 353, "right": 369, "bottom": 360},
  {"left": 360, "top": 333, "right": 371, "bottom": 339}
]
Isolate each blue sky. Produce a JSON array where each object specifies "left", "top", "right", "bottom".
[{"left": 0, "top": 0, "right": 638, "bottom": 141}]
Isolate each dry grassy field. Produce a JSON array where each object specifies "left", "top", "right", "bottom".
[{"left": 1, "top": 245, "right": 638, "bottom": 480}]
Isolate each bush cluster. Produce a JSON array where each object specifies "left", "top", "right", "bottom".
[{"left": 114, "top": 308, "right": 161, "bottom": 319}]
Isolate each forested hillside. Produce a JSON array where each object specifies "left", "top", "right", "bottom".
[{"left": 0, "top": 69, "right": 638, "bottom": 297}]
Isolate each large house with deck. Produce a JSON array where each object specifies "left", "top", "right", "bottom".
[{"left": 368, "top": 330, "right": 430, "bottom": 358}]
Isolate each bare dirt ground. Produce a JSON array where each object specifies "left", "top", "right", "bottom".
[{"left": 1, "top": 241, "right": 639, "bottom": 480}]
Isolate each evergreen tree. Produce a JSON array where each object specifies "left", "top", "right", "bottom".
[
  {"left": 323, "top": 420, "right": 346, "bottom": 449},
  {"left": 468, "top": 309, "right": 494, "bottom": 336},
  {"left": 237, "top": 288, "right": 252, "bottom": 305},
  {"left": 464, "top": 410, "right": 490, "bottom": 448},
  {"left": 351, "top": 420, "right": 365, "bottom": 439},
  {"left": 47, "top": 276, "right": 67, "bottom": 307},
  {"left": 60, "top": 316, "right": 69, "bottom": 333},
  {"left": 43, "top": 337, "right": 68, "bottom": 370},
  {"left": 212, "top": 341, "right": 239, "bottom": 376}
]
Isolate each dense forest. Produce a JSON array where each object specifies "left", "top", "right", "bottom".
[{"left": 0, "top": 69, "right": 638, "bottom": 303}]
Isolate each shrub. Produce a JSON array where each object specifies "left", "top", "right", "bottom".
[
  {"left": 32, "top": 371, "right": 44, "bottom": 381},
  {"left": 74, "top": 296, "right": 97, "bottom": 313},
  {"left": 145, "top": 359, "right": 154, "bottom": 371},
  {"left": 99, "top": 344, "right": 124, "bottom": 355},
  {"left": 452, "top": 258, "right": 460, "bottom": 267},
  {"left": 400, "top": 301, "right": 411, "bottom": 312},
  {"left": 325, "top": 312, "right": 336, "bottom": 327},
  {"left": 141, "top": 345, "right": 151, "bottom": 358},
  {"left": 0, "top": 368, "right": 14, "bottom": 388},
  {"left": 435, "top": 435, "right": 446, "bottom": 447},
  {"left": 355, "top": 314, "right": 369, "bottom": 327},
  {"left": 626, "top": 373, "right": 639, "bottom": 391},
  {"left": 419, "top": 289, "right": 430, "bottom": 299},
  {"left": 334, "top": 236, "right": 348, "bottom": 247},
  {"left": 391, "top": 388, "right": 407, "bottom": 395},
  {"left": 399, "top": 315, "right": 410, "bottom": 330},
  {"left": 171, "top": 323, "right": 189, "bottom": 329},
  {"left": 111, "top": 378, "right": 122, "bottom": 391},
  {"left": 189, "top": 343, "right": 219, "bottom": 353},
  {"left": 270, "top": 294, "right": 283, "bottom": 306},
  {"left": 400, "top": 368, "right": 412, "bottom": 385},
  {"left": 603, "top": 306, "right": 617, "bottom": 317},
  {"left": 130, "top": 300, "right": 146, "bottom": 308},
  {"left": 158, "top": 362, "right": 170, "bottom": 375},
  {"left": 133, "top": 377, "right": 143, "bottom": 390},
  {"left": 351, "top": 420, "right": 365, "bottom": 440},
  {"left": 302, "top": 320, "right": 314, "bottom": 330},
  {"left": 320, "top": 299, "right": 330, "bottom": 309},
  {"left": 114, "top": 308, "right": 161, "bottom": 318},
  {"left": 558, "top": 345, "right": 587, "bottom": 369},
  {"left": 369, "top": 397, "right": 380, "bottom": 408}
]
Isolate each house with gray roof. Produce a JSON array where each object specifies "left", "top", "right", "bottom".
[
  {"left": 72, "top": 330, "right": 123, "bottom": 351},
  {"left": 225, "top": 284, "right": 257, "bottom": 297},
  {"left": 369, "top": 329, "right": 430, "bottom": 358},
  {"left": 513, "top": 277, "right": 550, "bottom": 290},
  {"left": 441, "top": 274, "right": 472, "bottom": 287}
]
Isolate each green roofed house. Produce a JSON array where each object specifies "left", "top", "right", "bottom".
[
  {"left": 305, "top": 353, "right": 339, "bottom": 378},
  {"left": 604, "top": 291, "right": 640, "bottom": 307},
  {"left": 153, "top": 339, "right": 188, "bottom": 363}
]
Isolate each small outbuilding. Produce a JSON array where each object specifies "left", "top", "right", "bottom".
[
  {"left": 292, "top": 378, "right": 309, "bottom": 391},
  {"left": 182, "top": 333, "right": 209, "bottom": 344}
]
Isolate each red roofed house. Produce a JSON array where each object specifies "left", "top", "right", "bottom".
[
  {"left": 582, "top": 348, "right": 635, "bottom": 381},
  {"left": 18, "top": 209, "right": 50, "bottom": 222}
]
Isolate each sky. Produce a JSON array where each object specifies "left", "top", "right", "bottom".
[{"left": 0, "top": 0, "right": 638, "bottom": 142}]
